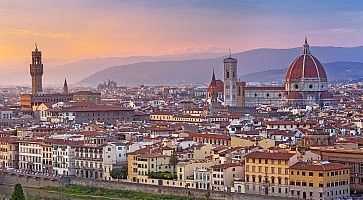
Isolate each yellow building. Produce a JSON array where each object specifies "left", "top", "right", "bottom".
[
  {"left": 127, "top": 147, "right": 172, "bottom": 183},
  {"left": 0, "top": 137, "right": 19, "bottom": 169},
  {"left": 150, "top": 112, "right": 207, "bottom": 123},
  {"left": 289, "top": 161, "right": 350, "bottom": 200},
  {"left": 244, "top": 151, "right": 298, "bottom": 197}
]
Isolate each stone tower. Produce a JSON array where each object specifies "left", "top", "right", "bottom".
[
  {"left": 63, "top": 78, "right": 68, "bottom": 94},
  {"left": 30, "top": 44, "right": 43, "bottom": 95},
  {"left": 207, "top": 69, "right": 219, "bottom": 109},
  {"left": 223, "top": 51, "right": 238, "bottom": 107}
]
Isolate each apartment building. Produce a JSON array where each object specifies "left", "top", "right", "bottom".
[
  {"left": 19, "top": 140, "right": 43, "bottom": 172},
  {"left": 0, "top": 136, "right": 19, "bottom": 169},
  {"left": 289, "top": 161, "right": 350, "bottom": 200},
  {"left": 102, "top": 142, "right": 129, "bottom": 181},
  {"left": 211, "top": 163, "right": 244, "bottom": 192},
  {"left": 244, "top": 151, "right": 298, "bottom": 197},
  {"left": 52, "top": 140, "right": 79, "bottom": 176}
]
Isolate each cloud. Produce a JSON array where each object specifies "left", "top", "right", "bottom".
[{"left": 0, "top": 29, "right": 73, "bottom": 38}]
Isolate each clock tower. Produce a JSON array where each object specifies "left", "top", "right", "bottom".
[{"left": 30, "top": 44, "right": 43, "bottom": 95}]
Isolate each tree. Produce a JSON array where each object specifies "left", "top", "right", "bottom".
[
  {"left": 11, "top": 183, "right": 25, "bottom": 200},
  {"left": 110, "top": 167, "right": 128, "bottom": 180},
  {"left": 169, "top": 150, "right": 179, "bottom": 173}
]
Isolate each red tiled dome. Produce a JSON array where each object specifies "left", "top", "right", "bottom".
[
  {"left": 320, "top": 91, "right": 334, "bottom": 99},
  {"left": 287, "top": 91, "right": 302, "bottom": 99},
  {"left": 285, "top": 39, "right": 327, "bottom": 82},
  {"left": 215, "top": 80, "right": 224, "bottom": 93}
]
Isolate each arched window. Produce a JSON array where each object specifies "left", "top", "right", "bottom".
[{"left": 226, "top": 71, "right": 230, "bottom": 79}]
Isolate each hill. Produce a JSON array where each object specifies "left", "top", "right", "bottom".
[{"left": 80, "top": 46, "right": 363, "bottom": 86}]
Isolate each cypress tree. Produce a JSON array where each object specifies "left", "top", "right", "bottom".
[{"left": 11, "top": 183, "right": 25, "bottom": 200}]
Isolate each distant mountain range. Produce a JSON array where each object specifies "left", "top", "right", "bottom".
[
  {"left": 240, "top": 62, "right": 363, "bottom": 83},
  {"left": 0, "top": 52, "right": 224, "bottom": 86},
  {"left": 2, "top": 46, "right": 363, "bottom": 86},
  {"left": 80, "top": 46, "right": 363, "bottom": 86}
]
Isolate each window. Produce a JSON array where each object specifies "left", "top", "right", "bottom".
[
  {"left": 319, "top": 173, "right": 323, "bottom": 177},
  {"left": 291, "top": 171, "right": 294, "bottom": 175},
  {"left": 309, "top": 172, "right": 313, "bottom": 176},
  {"left": 302, "top": 172, "right": 306, "bottom": 176},
  {"left": 309, "top": 182, "right": 314, "bottom": 187}
]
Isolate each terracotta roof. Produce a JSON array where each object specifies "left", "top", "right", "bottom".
[
  {"left": 211, "top": 163, "right": 242, "bottom": 169},
  {"left": 290, "top": 162, "right": 349, "bottom": 171},
  {"left": 287, "top": 91, "right": 303, "bottom": 100},
  {"left": 245, "top": 151, "right": 295, "bottom": 160},
  {"left": 189, "top": 133, "right": 230, "bottom": 140}
]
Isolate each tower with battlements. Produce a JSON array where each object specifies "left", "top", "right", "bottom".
[{"left": 30, "top": 44, "right": 43, "bottom": 95}]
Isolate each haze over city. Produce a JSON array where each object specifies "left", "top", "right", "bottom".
[{"left": 2, "top": 0, "right": 363, "bottom": 65}]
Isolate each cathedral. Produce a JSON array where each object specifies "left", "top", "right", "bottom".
[{"left": 206, "top": 39, "right": 334, "bottom": 109}]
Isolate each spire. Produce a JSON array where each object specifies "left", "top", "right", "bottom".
[
  {"left": 212, "top": 68, "right": 216, "bottom": 82},
  {"left": 303, "top": 37, "right": 310, "bottom": 55},
  {"left": 228, "top": 48, "right": 231, "bottom": 58},
  {"left": 35, "top": 43, "right": 38, "bottom": 52},
  {"left": 63, "top": 78, "right": 68, "bottom": 94}
]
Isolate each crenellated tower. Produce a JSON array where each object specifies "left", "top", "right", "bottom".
[{"left": 30, "top": 44, "right": 43, "bottom": 95}]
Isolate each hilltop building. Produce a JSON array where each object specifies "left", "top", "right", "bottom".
[{"left": 206, "top": 39, "right": 334, "bottom": 109}]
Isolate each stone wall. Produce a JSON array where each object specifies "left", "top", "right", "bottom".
[
  {"left": 0, "top": 171, "right": 67, "bottom": 188},
  {"left": 0, "top": 171, "right": 290, "bottom": 200},
  {"left": 71, "top": 178, "right": 289, "bottom": 200}
]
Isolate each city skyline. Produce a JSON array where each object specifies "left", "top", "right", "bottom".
[{"left": 2, "top": 0, "right": 363, "bottom": 65}]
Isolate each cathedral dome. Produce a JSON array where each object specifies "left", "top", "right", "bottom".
[
  {"left": 285, "top": 39, "right": 327, "bottom": 82},
  {"left": 286, "top": 91, "right": 303, "bottom": 100}
]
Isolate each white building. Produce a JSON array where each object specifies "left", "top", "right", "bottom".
[
  {"left": 19, "top": 140, "right": 43, "bottom": 172},
  {"left": 52, "top": 140, "right": 78, "bottom": 176},
  {"left": 103, "top": 142, "right": 129, "bottom": 181}
]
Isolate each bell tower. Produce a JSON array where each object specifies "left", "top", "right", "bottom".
[
  {"left": 223, "top": 49, "right": 238, "bottom": 107},
  {"left": 30, "top": 44, "right": 43, "bottom": 95}
]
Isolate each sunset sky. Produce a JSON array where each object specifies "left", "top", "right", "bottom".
[{"left": 1, "top": 0, "right": 363, "bottom": 65}]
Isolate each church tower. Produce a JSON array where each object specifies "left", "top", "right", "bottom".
[
  {"left": 207, "top": 69, "right": 219, "bottom": 109},
  {"left": 63, "top": 78, "right": 69, "bottom": 94},
  {"left": 30, "top": 44, "right": 43, "bottom": 95},
  {"left": 223, "top": 50, "right": 238, "bottom": 107}
]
